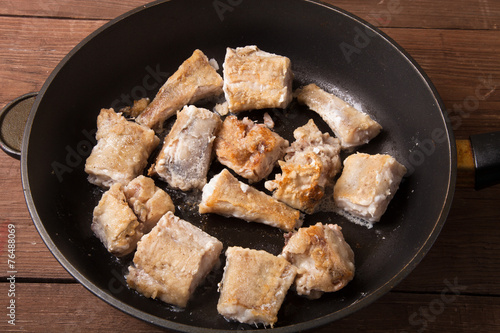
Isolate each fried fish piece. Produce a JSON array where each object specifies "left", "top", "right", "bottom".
[
  {"left": 123, "top": 175, "right": 175, "bottom": 234},
  {"left": 217, "top": 247, "right": 297, "bottom": 327},
  {"left": 120, "top": 98, "right": 150, "bottom": 118},
  {"left": 91, "top": 183, "right": 142, "bottom": 257},
  {"left": 281, "top": 223, "right": 355, "bottom": 299},
  {"left": 136, "top": 49, "right": 223, "bottom": 131},
  {"left": 265, "top": 119, "right": 341, "bottom": 213},
  {"left": 295, "top": 84, "right": 382, "bottom": 149},
  {"left": 333, "top": 153, "right": 407, "bottom": 223},
  {"left": 199, "top": 169, "right": 303, "bottom": 232},
  {"left": 266, "top": 158, "right": 325, "bottom": 214},
  {"left": 214, "top": 115, "right": 288, "bottom": 183},
  {"left": 223, "top": 45, "right": 293, "bottom": 113},
  {"left": 151, "top": 105, "right": 222, "bottom": 191},
  {"left": 85, "top": 108, "right": 160, "bottom": 188},
  {"left": 126, "top": 211, "right": 223, "bottom": 308}
]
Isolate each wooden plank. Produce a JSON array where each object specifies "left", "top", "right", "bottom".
[
  {"left": 447, "top": 101, "right": 500, "bottom": 139},
  {"left": 0, "top": 0, "right": 150, "bottom": 20},
  {"left": 381, "top": 28, "right": 500, "bottom": 104},
  {"left": 395, "top": 186, "right": 500, "bottom": 295},
  {"left": 0, "top": 157, "right": 72, "bottom": 279},
  {"left": 0, "top": 282, "right": 165, "bottom": 332},
  {"left": 0, "top": 0, "right": 499, "bottom": 30},
  {"left": 0, "top": 15, "right": 99, "bottom": 280},
  {"left": 334, "top": 291, "right": 500, "bottom": 332},
  {"left": 0, "top": 282, "right": 499, "bottom": 332},
  {"left": 0, "top": 16, "right": 106, "bottom": 107},
  {"left": 329, "top": 0, "right": 500, "bottom": 30}
]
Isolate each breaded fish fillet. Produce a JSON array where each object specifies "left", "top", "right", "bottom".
[
  {"left": 214, "top": 115, "right": 288, "bottom": 183},
  {"left": 199, "top": 169, "right": 303, "bottom": 232},
  {"left": 217, "top": 247, "right": 297, "bottom": 327},
  {"left": 85, "top": 108, "right": 159, "bottom": 188},
  {"left": 151, "top": 105, "right": 222, "bottom": 191},
  {"left": 334, "top": 153, "right": 407, "bottom": 223},
  {"left": 265, "top": 119, "right": 341, "bottom": 213},
  {"left": 281, "top": 223, "right": 355, "bottom": 299},
  {"left": 126, "top": 211, "right": 223, "bottom": 308},
  {"left": 136, "top": 49, "right": 223, "bottom": 131},
  {"left": 223, "top": 45, "right": 293, "bottom": 113},
  {"left": 91, "top": 183, "right": 142, "bottom": 257},
  {"left": 123, "top": 175, "right": 175, "bottom": 234},
  {"left": 295, "top": 84, "right": 382, "bottom": 149}
]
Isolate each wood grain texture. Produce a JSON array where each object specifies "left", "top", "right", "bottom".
[
  {"left": 381, "top": 28, "right": 500, "bottom": 104},
  {"left": 0, "top": 0, "right": 151, "bottom": 20},
  {"left": 395, "top": 187, "right": 500, "bottom": 295},
  {"left": 0, "top": 0, "right": 499, "bottom": 30},
  {"left": 0, "top": 160, "right": 71, "bottom": 279},
  {"left": 0, "top": 283, "right": 499, "bottom": 332},
  {"left": 0, "top": 16, "right": 106, "bottom": 107},
  {"left": 327, "top": 0, "right": 500, "bottom": 30},
  {"left": 0, "top": 0, "right": 499, "bottom": 332}
]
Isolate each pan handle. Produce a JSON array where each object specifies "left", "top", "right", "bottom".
[
  {"left": 457, "top": 131, "right": 500, "bottom": 190},
  {"left": 0, "top": 92, "right": 38, "bottom": 159}
]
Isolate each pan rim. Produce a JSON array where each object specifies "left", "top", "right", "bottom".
[{"left": 20, "top": 0, "right": 457, "bottom": 332}]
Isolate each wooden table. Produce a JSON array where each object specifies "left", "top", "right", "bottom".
[{"left": 1, "top": 0, "right": 499, "bottom": 332}]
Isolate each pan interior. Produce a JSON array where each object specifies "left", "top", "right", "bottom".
[{"left": 22, "top": 0, "right": 455, "bottom": 331}]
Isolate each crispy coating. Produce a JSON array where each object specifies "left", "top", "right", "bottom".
[
  {"left": 85, "top": 108, "right": 159, "bottom": 188},
  {"left": 91, "top": 183, "right": 142, "bottom": 257},
  {"left": 126, "top": 212, "right": 223, "bottom": 308},
  {"left": 136, "top": 49, "right": 223, "bottom": 131},
  {"left": 223, "top": 45, "right": 293, "bottom": 113},
  {"left": 265, "top": 119, "right": 341, "bottom": 213},
  {"left": 214, "top": 115, "right": 288, "bottom": 183},
  {"left": 123, "top": 175, "right": 175, "bottom": 233},
  {"left": 281, "top": 223, "right": 355, "bottom": 299},
  {"left": 295, "top": 84, "right": 382, "bottom": 149},
  {"left": 199, "top": 169, "right": 303, "bottom": 232},
  {"left": 334, "top": 153, "right": 407, "bottom": 223},
  {"left": 217, "top": 247, "right": 297, "bottom": 327}
]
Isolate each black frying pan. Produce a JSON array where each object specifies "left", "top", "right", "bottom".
[{"left": 2, "top": 0, "right": 498, "bottom": 332}]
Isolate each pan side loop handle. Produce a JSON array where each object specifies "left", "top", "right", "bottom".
[
  {"left": 470, "top": 131, "right": 500, "bottom": 190},
  {"left": 0, "top": 92, "right": 38, "bottom": 160}
]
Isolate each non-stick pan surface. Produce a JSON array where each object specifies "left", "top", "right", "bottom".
[{"left": 22, "top": 0, "right": 456, "bottom": 331}]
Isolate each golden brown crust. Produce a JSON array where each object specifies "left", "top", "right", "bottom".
[
  {"left": 126, "top": 212, "right": 223, "bottom": 308},
  {"left": 265, "top": 119, "right": 341, "bottom": 213},
  {"left": 199, "top": 169, "right": 302, "bottom": 232},
  {"left": 91, "top": 183, "right": 142, "bottom": 257},
  {"left": 295, "top": 84, "right": 382, "bottom": 149},
  {"left": 217, "top": 247, "right": 297, "bottom": 326},
  {"left": 136, "top": 49, "right": 223, "bottom": 131},
  {"left": 333, "top": 153, "right": 407, "bottom": 222},
  {"left": 120, "top": 98, "right": 150, "bottom": 118},
  {"left": 85, "top": 108, "right": 159, "bottom": 188},
  {"left": 123, "top": 175, "right": 175, "bottom": 233},
  {"left": 223, "top": 46, "right": 293, "bottom": 113},
  {"left": 281, "top": 223, "right": 355, "bottom": 299},
  {"left": 214, "top": 116, "right": 288, "bottom": 183},
  {"left": 266, "top": 158, "right": 324, "bottom": 214}
]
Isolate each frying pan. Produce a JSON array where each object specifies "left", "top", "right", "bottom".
[{"left": 1, "top": 0, "right": 499, "bottom": 332}]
